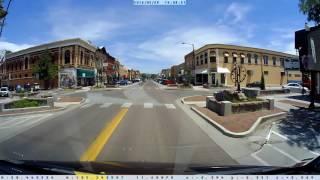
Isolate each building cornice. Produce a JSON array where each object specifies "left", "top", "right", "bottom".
[
  {"left": 187, "top": 44, "right": 297, "bottom": 58},
  {"left": 6, "top": 38, "right": 97, "bottom": 59}
]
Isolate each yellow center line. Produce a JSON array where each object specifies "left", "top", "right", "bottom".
[{"left": 80, "top": 108, "right": 129, "bottom": 161}]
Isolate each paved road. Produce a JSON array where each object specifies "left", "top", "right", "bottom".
[{"left": 0, "top": 80, "right": 236, "bottom": 166}]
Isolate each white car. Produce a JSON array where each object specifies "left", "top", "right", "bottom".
[
  {"left": 282, "top": 83, "right": 309, "bottom": 93},
  {"left": 0, "top": 87, "right": 9, "bottom": 97}
]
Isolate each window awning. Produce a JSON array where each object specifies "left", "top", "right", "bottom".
[
  {"left": 217, "top": 67, "right": 230, "bottom": 73},
  {"left": 233, "top": 53, "right": 238, "bottom": 57},
  {"left": 224, "top": 53, "right": 229, "bottom": 57},
  {"left": 240, "top": 54, "right": 245, "bottom": 58},
  {"left": 201, "top": 69, "right": 208, "bottom": 74}
]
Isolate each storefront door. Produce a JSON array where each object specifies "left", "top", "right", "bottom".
[
  {"left": 212, "top": 73, "right": 216, "bottom": 85},
  {"left": 221, "top": 73, "right": 226, "bottom": 85}
]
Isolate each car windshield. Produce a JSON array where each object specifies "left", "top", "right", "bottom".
[{"left": 0, "top": 0, "right": 319, "bottom": 175}]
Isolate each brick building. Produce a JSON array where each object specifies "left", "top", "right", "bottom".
[{"left": 0, "top": 38, "right": 97, "bottom": 89}]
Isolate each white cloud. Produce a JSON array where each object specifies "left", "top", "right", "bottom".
[
  {"left": 47, "top": 5, "right": 122, "bottom": 41},
  {"left": 0, "top": 41, "right": 33, "bottom": 52},
  {"left": 224, "top": 2, "right": 251, "bottom": 23}
]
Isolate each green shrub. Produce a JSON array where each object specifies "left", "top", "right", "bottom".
[{"left": 11, "top": 99, "right": 40, "bottom": 108}]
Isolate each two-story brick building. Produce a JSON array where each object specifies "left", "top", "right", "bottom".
[{"left": 0, "top": 38, "right": 97, "bottom": 89}]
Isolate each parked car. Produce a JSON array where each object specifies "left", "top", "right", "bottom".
[
  {"left": 162, "top": 79, "right": 175, "bottom": 85},
  {"left": 282, "top": 83, "right": 309, "bottom": 93},
  {"left": 246, "top": 81, "right": 261, "bottom": 88},
  {"left": 127, "top": 81, "right": 132, "bottom": 85},
  {"left": 33, "top": 83, "right": 41, "bottom": 91},
  {"left": 119, "top": 80, "right": 128, "bottom": 86},
  {"left": 132, "top": 78, "right": 141, "bottom": 83},
  {"left": 0, "top": 87, "right": 9, "bottom": 97}
]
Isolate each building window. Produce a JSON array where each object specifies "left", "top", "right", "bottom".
[
  {"left": 289, "top": 74, "right": 292, "bottom": 77},
  {"left": 80, "top": 51, "right": 83, "bottom": 65},
  {"left": 204, "top": 58, "right": 208, "bottom": 64},
  {"left": 64, "top": 50, "right": 71, "bottom": 64},
  {"left": 264, "top": 71, "right": 269, "bottom": 75},
  {"left": 247, "top": 54, "right": 252, "bottom": 64},
  {"left": 200, "top": 55, "right": 203, "bottom": 59},
  {"left": 263, "top": 55, "right": 269, "bottom": 65},
  {"left": 196, "top": 60, "right": 199, "bottom": 66},
  {"left": 201, "top": 60, "right": 203, "bottom": 65},
  {"left": 204, "top": 53, "right": 208, "bottom": 57},
  {"left": 210, "top": 56, "right": 216, "bottom": 63},
  {"left": 224, "top": 57, "right": 228, "bottom": 63},
  {"left": 294, "top": 74, "right": 301, "bottom": 77},
  {"left": 254, "top": 54, "right": 258, "bottom": 64},
  {"left": 233, "top": 57, "right": 237, "bottom": 63},
  {"left": 280, "top": 58, "right": 285, "bottom": 67},
  {"left": 240, "top": 57, "right": 244, "bottom": 64},
  {"left": 25, "top": 74, "right": 28, "bottom": 77},
  {"left": 272, "top": 57, "right": 277, "bottom": 66}
]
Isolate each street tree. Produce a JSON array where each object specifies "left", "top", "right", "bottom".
[
  {"left": 299, "top": 0, "right": 320, "bottom": 24},
  {"left": 32, "top": 50, "right": 58, "bottom": 89}
]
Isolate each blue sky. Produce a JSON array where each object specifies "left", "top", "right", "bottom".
[{"left": 0, "top": 0, "right": 309, "bottom": 73}]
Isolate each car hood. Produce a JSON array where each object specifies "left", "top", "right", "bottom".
[{"left": 0, "top": 160, "right": 316, "bottom": 175}]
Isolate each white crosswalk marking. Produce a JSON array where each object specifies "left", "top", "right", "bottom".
[
  {"left": 99, "top": 103, "right": 112, "bottom": 108},
  {"left": 164, "top": 104, "right": 176, "bottom": 109},
  {"left": 121, "top": 103, "right": 132, "bottom": 108},
  {"left": 144, "top": 103, "right": 153, "bottom": 109},
  {"left": 80, "top": 103, "right": 94, "bottom": 109}
]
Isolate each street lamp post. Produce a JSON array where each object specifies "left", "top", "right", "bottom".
[{"left": 181, "top": 42, "right": 195, "bottom": 85}]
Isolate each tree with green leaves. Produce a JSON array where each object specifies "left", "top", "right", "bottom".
[
  {"left": 32, "top": 49, "right": 58, "bottom": 89},
  {"left": 299, "top": 0, "right": 320, "bottom": 24}
]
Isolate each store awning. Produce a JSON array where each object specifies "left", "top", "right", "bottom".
[
  {"left": 217, "top": 67, "right": 230, "bottom": 73},
  {"left": 77, "top": 69, "right": 95, "bottom": 78}
]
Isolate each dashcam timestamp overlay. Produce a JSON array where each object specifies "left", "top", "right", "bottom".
[{"left": 133, "top": 0, "right": 186, "bottom": 6}]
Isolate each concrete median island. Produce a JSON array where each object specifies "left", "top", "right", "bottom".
[
  {"left": 0, "top": 97, "right": 62, "bottom": 116},
  {"left": 192, "top": 106, "right": 285, "bottom": 137},
  {"left": 183, "top": 90, "right": 286, "bottom": 137}
]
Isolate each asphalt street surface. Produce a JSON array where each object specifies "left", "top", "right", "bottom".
[{"left": 0, "top": 80, "right": 237, "bottom": 166}]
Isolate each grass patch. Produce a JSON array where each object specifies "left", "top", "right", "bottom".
[{"left": 11, "top": 99, "right": 40, "bottom": 108}]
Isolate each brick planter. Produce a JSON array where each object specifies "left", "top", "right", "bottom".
[
  {"left": 0, "top": 97, "right": 54, "bottom": 112},
  {"left": 206, "top": 97, "right": 274, "bottom": 116}
]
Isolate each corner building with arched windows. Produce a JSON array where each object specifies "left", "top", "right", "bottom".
[
  {"left": 184, "top": 44, "right": 302, "bottom": 87},
  {"left": 0, "top": 38, "right": 97, "bottom": 89}
]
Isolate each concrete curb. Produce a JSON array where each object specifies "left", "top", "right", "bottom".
[
  {"left": 180, "top": 96, "right": 212, "bottom": 105},
  {"left": 90, "top": 87, "right": 122, "bottom": 91},
  {"left": 0, "top": 107, "right": 66, "bottom": 117},
  {"left": 191, "top": 106, "right": 287, "bottom": 138}
]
